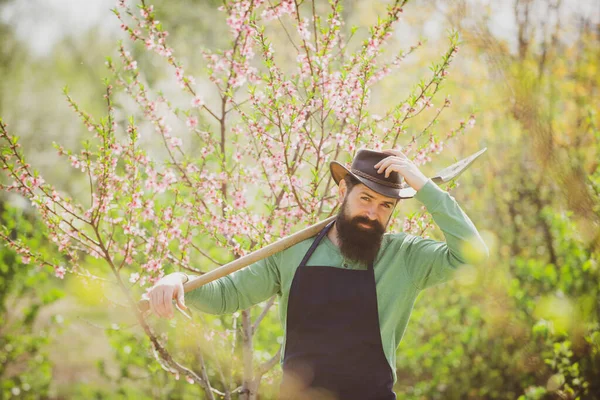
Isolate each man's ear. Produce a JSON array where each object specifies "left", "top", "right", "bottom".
[{"left": 338, "top": 178, "right": 347, "bottom": 203}]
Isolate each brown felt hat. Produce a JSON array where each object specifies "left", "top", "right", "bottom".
[{"left": 330, "top": 149, "right": 418, "bottom": 199}]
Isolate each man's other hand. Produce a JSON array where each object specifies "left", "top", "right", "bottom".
[
  {"left": 147, "top": 272, "right": 188, "bottom": 319},
  {"left": 374, "top": 148, "right": 429, "bottom": 191}
]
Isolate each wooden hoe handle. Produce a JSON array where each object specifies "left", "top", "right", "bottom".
[{"left": 138, "top": 216, "right": 336, "bottom": 313}]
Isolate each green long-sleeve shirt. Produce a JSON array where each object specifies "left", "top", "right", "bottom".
[{"left": 186, "top": 178, "right": 488, "bottom": 383}]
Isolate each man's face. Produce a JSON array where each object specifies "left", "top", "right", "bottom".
[
  {"left": 340, "top": 182, "right": 397, "bottom": 231},
  {"left": 335, "top": 181, "right": 397, "bottom": 265}
]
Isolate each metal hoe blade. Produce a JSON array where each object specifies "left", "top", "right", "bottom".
[{"left": 429, "top": 147, "right": 488, "bottom": 184}]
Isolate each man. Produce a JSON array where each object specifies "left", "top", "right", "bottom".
[{"left": 147, "top": 148, "right": 488, "bottom": 399}]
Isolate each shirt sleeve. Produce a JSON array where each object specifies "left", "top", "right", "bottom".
[
  {"left": 402, "top": 178, "right": 489, "bottom": 290},
  {"left": 184, "top": 251, "right": 281, "bottom": 315}
]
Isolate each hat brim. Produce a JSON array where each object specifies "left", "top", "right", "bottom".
[{"left": 330, "top": 161, "right": 417, "bottom": 199}]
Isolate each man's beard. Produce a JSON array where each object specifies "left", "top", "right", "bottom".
[{"left": 335, "top": 199, "right": 386, "bottom": 266}]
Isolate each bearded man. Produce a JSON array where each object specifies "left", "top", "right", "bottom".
[{"left": 147, "top": 148, "right": 488, "bottom": 399}]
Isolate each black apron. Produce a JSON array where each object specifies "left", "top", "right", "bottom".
[{"left": 280, "top": 222, "right": 395, "bottom": 400}]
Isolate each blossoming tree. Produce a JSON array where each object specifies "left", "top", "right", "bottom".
[{"left": 0, "top": 0, "right": 476, "bottom": 397}]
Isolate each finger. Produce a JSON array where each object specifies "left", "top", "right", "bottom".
[
  {"left": 382, "top": 149, "right": 400, "bottom": 156},
  {"left": 385, "top": 163, "right": 404, "bottom": 178},
  {"left": 374, "top": 155, "right": 395, "bottom": 169},
  {"left": 374, "top": 156, "right": 394, "bottom": 171},
  {"left": 175, "top": 285, "right": 187, "bottom": 310},
  {"left": 150, "top": 290, "right": 160, "bottom": 317},
  {"left": 382, "top": 148, "right": 405, "bottom": 157},
  {"left": 150, "top": 288, "right": 160, "bottom": 317},
  {"left": 155, "top": 289, "right": 166, "bottom": 319},
  {"left": 156, "top": 289, "right": 166, "bottom": 319},
  {"left": 163, "top": 289, "right": 173, "bottom": 319},
  {"left": 148, "top": 290, "right": 158, "bottom": 316},
  {"left": 375, "top": 157, "right": 400, "bottom": 173}
]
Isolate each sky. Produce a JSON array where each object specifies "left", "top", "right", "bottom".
[
  {"left": 1, "top": 0, "right": 598, "bottom": 57},
  {"left": 1, "top": 0, "right": 121, "bottom": 57}
]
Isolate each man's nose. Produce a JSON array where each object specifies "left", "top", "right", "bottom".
[{"left": 365, "top": 207, "right": 378, "bottom": 220}]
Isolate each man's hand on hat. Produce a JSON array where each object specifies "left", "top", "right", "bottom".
[{"left": 374, "top": 149, "right": 429, "bottom": 192}]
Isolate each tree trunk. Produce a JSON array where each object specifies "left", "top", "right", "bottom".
[{"left": 240, "top": 309, "right": 257, "bottom": 399}]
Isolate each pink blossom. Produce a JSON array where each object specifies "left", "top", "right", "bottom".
[
  {"left": 21, "top": 255, "right": 31, "bottom": 264},
  {"left": 142, "top": 259, "right": 161, "bottom": 272},
  {"left": 129, "top": 195, "right": 142, "bottom": 209},
  {"left": 429, "top": 139, "right": 444, "bottom": 154},
  {"left": 158, "top": 47, "right": 173, "bottom": 58},
  {"left": 168, "top": 226, "right": 182, "bottom": 238},
  {"left": 414, "top": 148, "right": 432, "bottom": 166},
  {"left": 191, "top": 96, "right": 204, "bottom": 108},
  {"left": 162, "top": 170, "right": 177, "bottom": 186},
  {"left": 233, "top": 192, "right": 247, "bottom": 209},
  {"left": 298, "top": 18, "right": 311, "bottom": 40},
  {"left": 70, "top": 156, "right": 80, "bottom": 169},
  {"left": 262, "top": 1, "right": 295, "bottom": 21},
  {"left": 30, "top": 176, "right": 44, "bottom": 189},
  {"left": 169, "top": 136, "right": 183, "bottom": 148},
  {"left": 467, "top": 115, "right": 476, "bottom": 128},
  {"left": 124, "top": 224, "right": 134, "bottom": 235},
  {"left": 125, "top": 60, "right": 137, "bottom": 70},
  {"left": 55, "top": 266, "right": 66, "bottom": 279},
  {"left": 110, "top": 143, "right": 123, "bottom": 155},
  {"left": 161, "top": 123, "right": 172, "bottom": 134},
  {"left": 226, "top": 15, "right": 243, "bottom": 35},
  {"left": 240, "top": 42, "right": 255, "bottom": 58},
  {"left": 200, "top": 147, "right": 212, "bottom": 158},
  {"left": 142, "top": 202, "right": 155, "bottom": 220},
  {"left": 57, "top": 236, "right": 70, "bottom": 251},
  {"left": 186, "top": 116, "right": 198, "bottom": 129},
  {"left": 156, "top": 231, "right": 169, "bottom": 246},
  {"left": 335, "top": 133, "right": 347, "bottom": 145},
  {"left": 129, "top": 272, "right": 140, "bottom": 283}
]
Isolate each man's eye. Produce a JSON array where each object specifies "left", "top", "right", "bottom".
[{"left": 361, "top": 197, "right": 370, "bottom": 201}]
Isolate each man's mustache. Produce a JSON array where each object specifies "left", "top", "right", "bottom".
[{"left": 350, "top": 216, "right": 385, "bottom": 233}]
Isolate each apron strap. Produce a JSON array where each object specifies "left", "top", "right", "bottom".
[
  {"left": 298, "top": 220, "right": 335, "bottom": 267},
  {"left": 298, "top": 219, "right": 376, "bottom": 271}
]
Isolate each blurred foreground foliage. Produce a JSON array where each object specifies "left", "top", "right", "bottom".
[
  {"left": 394, "top": 1, "right": 600, "bottom": 398},
  {"left": 0, "top": 205, "right": 63, "bottom": 398}
]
